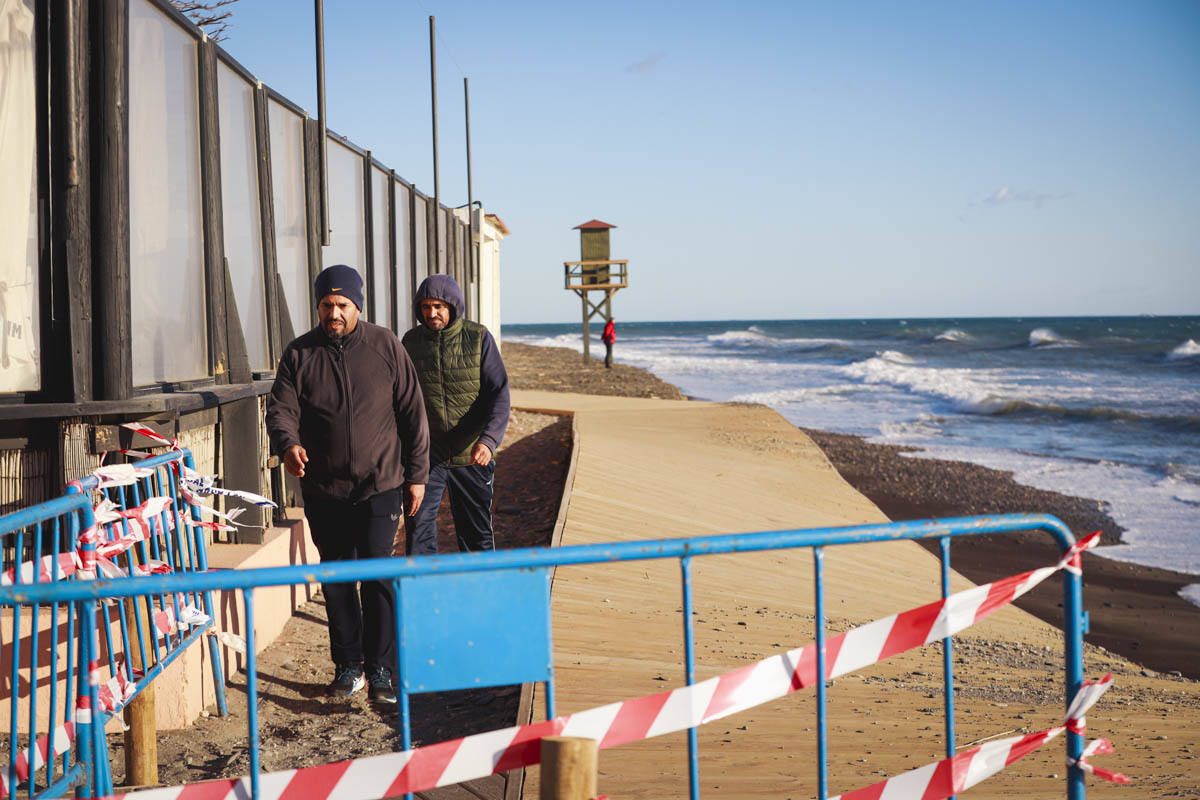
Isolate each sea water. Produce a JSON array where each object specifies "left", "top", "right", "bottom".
[{"left": 505, "top": 316, "right": 1200, "bottom": 606}]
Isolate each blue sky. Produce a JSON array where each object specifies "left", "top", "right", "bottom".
[{"left": 221, "top": 0, "right": 1199, "bottom": 323}]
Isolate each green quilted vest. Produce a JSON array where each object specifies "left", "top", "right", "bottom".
[{"left": 403, "top": 318, "right": 485, "bottom": 466}]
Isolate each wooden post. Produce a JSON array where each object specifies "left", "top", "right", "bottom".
[
  {"left": 539, "top": 736, "right": 597, "bottom": 800},
  {"left": 92, "top": 0, "right": 132, "bottom": 401},
  {"left": 123, "top": 552, "right": 158, "bottom": 785},
  {"left": 580, "top": 292, "right": 590, "bottom": 364}
]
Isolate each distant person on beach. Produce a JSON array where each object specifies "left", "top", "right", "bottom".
[
  {"left": 267, "top": 264, "right": 429, "bottom": 704},
  {"left": 402, "top": 274, "right": 510, "bottom": 555},
  {"left": 602, "top": 318, "right": 616, "bottom": 368}
]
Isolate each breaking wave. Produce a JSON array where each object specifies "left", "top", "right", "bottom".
[
  {"left": 1028, "top": 327, "right": 1079, "bottom": 348},
  {"left": 841, "top": 355, "right": 1199, "bottom": 430},
  {"left": 1167, "top": 339, "right": 1200, "bottom": 360},
  {"left": 706, "top": 329, "right": 852, "bottom": 352},
  {"left": 934, "top": 328, "right": 972, "bottom": 343}
]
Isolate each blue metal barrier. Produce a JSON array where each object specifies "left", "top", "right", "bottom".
[
  {"left": 1, "top": 514, "right": 1090, "bottom": 800},
  {"left": 1, "top": 492, "right": 97, "bottom": 800},
  {"left": 1, "top": 449, "right": 227, "bottom": 798}
]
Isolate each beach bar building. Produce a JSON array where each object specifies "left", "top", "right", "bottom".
[{"left": 0, "top": 0, "right": 506, "bottom": 523}]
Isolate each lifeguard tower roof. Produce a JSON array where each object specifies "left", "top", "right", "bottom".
[{"left": 574, "top": 219, "right": 616, "bottom": 230}]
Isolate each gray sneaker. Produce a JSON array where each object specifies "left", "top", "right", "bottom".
[
  {"left": 328, "top": 664, "right": 364, "bottom": 697},
  {"left": 367, "top": 667, "right": 396, "bottom": 704}
]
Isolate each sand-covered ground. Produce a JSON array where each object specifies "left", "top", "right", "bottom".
[{"left": 114, "top": 341, "right": 1196, "bottom": 798}]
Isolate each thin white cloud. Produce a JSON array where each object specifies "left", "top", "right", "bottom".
[
  {"left": 978, "top": 185, "right": 1071, "bottom": 209},
  {"left": 624, "top": 53, "right": 664, "bottom": 74}
]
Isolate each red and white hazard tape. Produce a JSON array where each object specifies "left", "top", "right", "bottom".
[
  {"left": 829, "top": 674, "right": 1129, "bottom": 799},
  {"left": 120, "top": 423, "right": 180, "bottom": 452},
  {"left": 0, "top": 723, "right": 75, "bottom": 798},
  {"left": 1, "top": 552, "right": 82, "bottom": 586},
  {"left": 88, "top": 532, "right": 1113, "bottom": 800}
]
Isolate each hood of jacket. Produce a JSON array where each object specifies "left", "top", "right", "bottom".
[{"left": 413, "top": 274, "right": 465, "bottom": 327}]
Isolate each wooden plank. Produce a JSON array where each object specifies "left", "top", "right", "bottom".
[
  {"left": 50, "top": 0, "right": 93, "bottom": 402},
  {"left": 91, "top": 419, "right": 175, "bottom": 453},
  {"left": 220, "top": 396, "right": 268, "bottom": 538},
  {"left": 387, "top": 172, "right": 398, "bottom": 332},
  {"left": 302, "top": 117, "right": 323, "bottom": 325},
  {"left": 91, "top": 0, "right": 132, "bottom": 401},
  {"left": 197, "top": 38, "right": 230, "bottom": 384},
  {"left": 178, "top": 406, "right": 218, "bottom": 432},
  {"left": 362, "top": 151, "right": 375, "bottom": 321},
  {"left": 253, "top": 84, "right": 283, "bottom": 364}
]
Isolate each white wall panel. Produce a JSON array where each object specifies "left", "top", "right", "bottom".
[
  {"left": 267, "top": 99, "right": 310, "bottom": 336},
  {"left": 370, "top": 167, "right": 391, "bottom": 330},
  {"left": 129, "top": 0, "right": 207, "bottom": 384},
  {"left": 0, "top": 0, "right": 40, "bottom": 392},
  {"left": 217, "top": 62, "right": 268, "bottom": 369}
]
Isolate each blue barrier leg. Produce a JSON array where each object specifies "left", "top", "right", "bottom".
[
  {"left": 394, "top": 579, "right": 413, "bottom": 800},
  {"left": 49, "top": 522, "right": 63, "bottom": 789},
  {"left": 184, "top": 451, "right": 228, "bottom": 717},
  {"left": 940, "top": 536, "right": 957, "bottom": 800},
  {"left": 243, "top": 588, "right": 260, "bottom": 800},
  {"left": 680, "top": 555, "right": 700, "bottom": 800},
  {"left": 1064, "top": 567, "right": 1086, "bottom": 800},
  {"left": 8, "top": 594, "right": 20, "bottom": 797},
  {"left": 27, "top": 523, "right": 43, "bottom": 800},
  {"left": 542, "top": 570, "right": 555, "bottom": 722},
  {"left": 813, "top": 546, "right": 828, "bottom": 800},
  {"left": 73, "top": 601, "right": 92, "bottom": 800}
]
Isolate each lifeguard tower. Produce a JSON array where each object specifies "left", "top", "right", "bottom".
[{"left": 564, "top": 219, "right": 628, "bottom": 363}]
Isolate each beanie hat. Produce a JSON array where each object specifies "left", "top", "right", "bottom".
[{"left": 314, "top": 264, "right": 364, "bottom": 311}]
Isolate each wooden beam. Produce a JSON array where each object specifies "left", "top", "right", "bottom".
[
  {"left": 362, "top": 151, "right": 375, "bottom": 321},
  {"left": 197, "top": 38, "right": 230, "bottom": 384},
  {"left": 91, "top": 0, "right": 132, "bottom": 400},
  {"left": 302, "top": 117, "right": 323, "bottom": 327},
  {"left": 49, "top": 0, "right": 93, "bottom": 402},
  {"left": 253, "top": 84, "right": 282, "bottom": 366}
]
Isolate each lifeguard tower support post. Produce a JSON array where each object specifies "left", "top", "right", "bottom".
[{"left": 564, "top": 219, "right": 628, "bottom": 364}]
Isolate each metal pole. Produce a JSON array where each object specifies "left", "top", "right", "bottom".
[
  {"left": 429, "top": 16, "right": 441, "bottom": 273},
  {"left": 315, "top": 0, "right": 329, "bottom": 246},
  {"left": 464, "top": 77, "right": 475, "bottom": 316},
  {"left": 814, "top": 546, "right": 828, "bottom": 800}
]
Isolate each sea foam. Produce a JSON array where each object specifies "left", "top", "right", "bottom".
[
  {"left": 1028, "top": 327, "right": 1079, "bottom": 348},
  {"left": 706, "top": 329, "right": 850, "bottom": 351},
  {"left": 841, "top": 356, "right": 1017, "bottom": 415},
  {"left": 1167, "top": 339, "right": 1200, "bottom": 360}
]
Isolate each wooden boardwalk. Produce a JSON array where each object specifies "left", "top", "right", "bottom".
[{"left": 505, "top": 392, "right": 1072, "bottom": 800}]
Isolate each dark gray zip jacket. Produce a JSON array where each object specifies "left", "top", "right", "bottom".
[
  {"left": 267, "top": 320, "right": 430, "bottom": 502},
  {"left": 402, "top": 275, "right": 510, "bottom": 466}
]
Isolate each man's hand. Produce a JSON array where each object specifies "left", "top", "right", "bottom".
[
  {"left": 405, "top": 483, "right": 425, "bottom": 516},
  {"left": 284, "top": 444, "right": 308, "bottom": 478},
  {"left": 470, "top": 442, "right": 493, "bottom": 466}
]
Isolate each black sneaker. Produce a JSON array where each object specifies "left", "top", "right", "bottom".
[
  {"left": 328, "top": 664, "right": 364, "bottom": 697},
  {"left": 367, "top": 667, "right": 396, "bottom": 704}
]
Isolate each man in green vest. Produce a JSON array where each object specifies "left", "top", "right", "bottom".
[{"left": 402, "top": 274, "right": 510, "bottom": 554}]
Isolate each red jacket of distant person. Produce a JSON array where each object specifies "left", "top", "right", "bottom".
[{"left": 602, "top": 319, "right": 616, "bottom": 344}]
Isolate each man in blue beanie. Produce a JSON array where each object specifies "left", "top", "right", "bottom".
[
  {"left": 402, "top": 274, "right": 509, "bottom": 555},
  {"left": 267, "top": 265, "right": 429, "bottom": 703}
]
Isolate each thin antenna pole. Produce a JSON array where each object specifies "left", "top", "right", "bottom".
[
  {"left": 315, "top": 0, "right": 329, "bottom": 245},
  {"left": 464, "top": 77, "right": 474, "bottom": 309},
  {"left": 429, "top": 15, "right": 441, "bottom": 273}
]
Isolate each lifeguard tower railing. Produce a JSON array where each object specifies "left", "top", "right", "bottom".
[
  {"left": 563, "top": 259, "right": 629, "bottom": 291},
  {"left": 2, "top": 513, "right": 1095, "bottom": 800}
]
